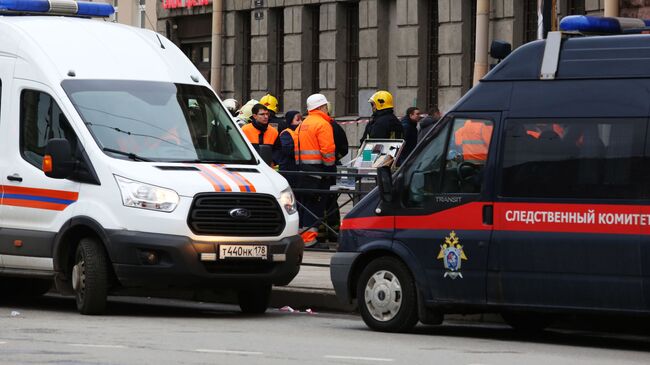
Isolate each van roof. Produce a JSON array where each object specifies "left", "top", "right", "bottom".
[
  {"left": 485, "top": 34, "right": 650, "bottom": 81},
  {"left": 0, "top": 16, "right": 206, "bottom": 86}
]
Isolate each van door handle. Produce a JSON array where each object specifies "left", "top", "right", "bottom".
[
  {"left": 7, "top": 174, "right": 23, "bottom": 182},
  {"left": 482, "top": 204, "right": 493, "bottom": 225}
]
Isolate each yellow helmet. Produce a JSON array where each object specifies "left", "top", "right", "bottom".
[
  {"left": 260, "top": 94, "right": 279, "bottom": 113},
  {"left": 368, "top": 90, "right": 394, "bottom": 110}
]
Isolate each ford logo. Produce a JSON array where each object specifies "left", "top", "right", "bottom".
[{"left": 229, "top": 208, "right": 251, "bottom": 220}]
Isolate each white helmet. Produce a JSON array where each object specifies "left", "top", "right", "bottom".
[{"left": 222, "top": 98, "right": 239, "bottom": 113}]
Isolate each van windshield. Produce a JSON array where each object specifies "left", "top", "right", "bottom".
[{"left": 62, "top": 80, "right": 254, "bottom": 164}]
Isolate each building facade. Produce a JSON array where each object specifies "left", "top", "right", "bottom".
[
  {"left": 110, "top": 0, "right": 158, "bottom": 30},
  {"left": 155, "top": 0, "right": 650, "bottom": 118}
]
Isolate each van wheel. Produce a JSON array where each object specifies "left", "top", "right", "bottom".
[
  {"left": 502, "top": 311, "right": 553, "bottom": 333},
  {"left": 238, "top": 285, "right": 271, "bottom": 314},
  {"left": 357, "top": 257, "right": 418, "bottom": 332},
  {"left": 72, "top": 238, "right": 109, "bottom": 315}
]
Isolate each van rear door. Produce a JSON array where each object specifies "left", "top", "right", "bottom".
[{"left": 392, "top": 112, "right": 499, "bottom": 305}]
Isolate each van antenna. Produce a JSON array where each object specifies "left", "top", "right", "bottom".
[{"left": 143, "top": 7, "right": 165, "bottom": 49}]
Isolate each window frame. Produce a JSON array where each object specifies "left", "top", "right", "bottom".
[{"left": 19, "top": 88, "right": 79, "bottom": 170}]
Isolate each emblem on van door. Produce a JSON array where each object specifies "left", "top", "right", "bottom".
[
  {"left": 229, "top": 208, "right": 251, "bottom": 220},
  {"left": 437, "top": 231, "right": 467, "bottom": 279}
]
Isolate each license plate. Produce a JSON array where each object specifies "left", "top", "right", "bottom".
[{"left": 219, "top": 244, "right": 268, "bottom": 259}]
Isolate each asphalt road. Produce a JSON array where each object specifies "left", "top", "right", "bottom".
[{"left": 1, "top": 295, "right": 650, "bottom": 365}]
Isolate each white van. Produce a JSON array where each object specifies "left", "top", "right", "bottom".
[{"left": 0, "top": 1, "right": 301, "bottom": 314}]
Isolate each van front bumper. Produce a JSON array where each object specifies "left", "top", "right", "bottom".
[{"left": 104, "top": 230, "right": 303, "bottom": 289}]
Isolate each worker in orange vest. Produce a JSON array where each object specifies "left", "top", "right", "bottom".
[
  {"left": 454, "top": 119, "right": 493, "bottom": 163},
  {"left": 294, "top": 94, "right": 336, "bottom": 247},
  {"left": 241, "top": 103, "right": 281, "bottom": 164}
]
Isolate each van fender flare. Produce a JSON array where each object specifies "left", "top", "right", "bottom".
[
  {"left": 53, "top": 216, "right": 111, "bottom": 273},
  {"left": 390, "top": 239, "right": 432, "bottom": 301}
]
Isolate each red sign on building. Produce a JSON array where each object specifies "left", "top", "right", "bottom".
[{"left": 163, "top": 0, "right": 210, "bottom": 10}]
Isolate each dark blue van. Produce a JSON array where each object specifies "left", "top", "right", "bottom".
[{"left": 331, "top": 19, "right": 650, "bottom": 332}]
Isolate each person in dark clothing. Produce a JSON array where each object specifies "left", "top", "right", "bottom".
[
  {"left": 360, "top": 90, "right": 403, "bottom": 144},
  {"left": 241, "top": 104, "right": 283, "bottom": 164},
  {"left": 277, "top": 110, "right": 302, "bottom": 186},
  {"left": 418, "top": 106, "right": 441, "bottom": 143},
  {"left": 397, "top": 106, "right": 421, "bottom": 166}
]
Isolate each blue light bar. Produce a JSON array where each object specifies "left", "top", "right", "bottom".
[
  {"left": 0, "top": 0, "right": 115, "bottom": 17},
  {"left": 560, "top": 15, "right": 650, "bottom": 34},
  {"left": 76, "top": 1, "right": 114, "bottom": 17}
]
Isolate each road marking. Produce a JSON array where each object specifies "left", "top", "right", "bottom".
[
  {"left": 195, "top": 349, "right": 263, "bottom": 356},
  {"left": 69, "top": 344, "right": 126, "bottom": 349},
  {"left": 0, "top": 341, "right": 6, "bottom": 345},
  {"left": 325, "top": 355, "right": 394, "bottom": 362}
]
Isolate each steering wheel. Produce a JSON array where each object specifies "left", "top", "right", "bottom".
[{"left": 456, "top": 161, "right": 481, "bottom": 184}]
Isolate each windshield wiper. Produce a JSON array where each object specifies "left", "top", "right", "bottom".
[{"left": 102, "top": 147, "right": 153, "bottom": 162}]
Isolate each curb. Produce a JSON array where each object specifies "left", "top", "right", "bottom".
[{"left": 271, "top": 286, "right": 355, "bottom": 312}]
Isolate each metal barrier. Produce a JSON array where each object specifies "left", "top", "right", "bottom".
[{"left": 278, "top": 170, "right": 377, "bottom": 250}]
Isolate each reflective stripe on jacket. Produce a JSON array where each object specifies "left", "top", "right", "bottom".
[
  {"left": 454, "top": 120, "right": 493, "bottom": 162},
  {"left": 294, "top": 110, "right": 336, "bottom": 166},
  {"left": 241, "top": 123, "right": 279, "bottom": 146}
]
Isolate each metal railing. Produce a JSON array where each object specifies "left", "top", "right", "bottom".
[{"left": 278, "top": 170, "right": 377, "bottom": 250}]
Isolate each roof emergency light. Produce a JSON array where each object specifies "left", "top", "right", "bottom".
[
  {"left": 560, "top": 15, "right": 650, "bottom": 34},
  {"left": 0, "top": 0, "right": 115, "bottom": 17}
]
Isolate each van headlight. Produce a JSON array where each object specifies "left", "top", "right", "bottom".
[
  {"left": 115, "top": 175, "right": 179, "bottom": 213},
  {"left": 280, "top": 187, "right": 297, "bottom": 215}
]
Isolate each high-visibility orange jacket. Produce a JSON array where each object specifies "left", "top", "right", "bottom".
[
  {"left": 242, "top": 122, "right": 279, "bottom": 146},
  {"left": 294, "top": 110, "right": 335, "bottom": 167},
  {"left": 454, "top": 120, "right": 493, "bottom": 163},
  {"left": 526, "top": 124, "right": 565, "bottom": 139}
]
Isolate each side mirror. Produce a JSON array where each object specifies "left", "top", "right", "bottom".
[
  {"left": 258, "top": 144, "right": 273, "bottom": 166},
  {"left": 489, "top": 40, "right": 512, "bottom": 61},
  {"left": 376, "top": 166, "right": 393, "bottom": 203},
  {"left": 43, "top": 138, "right": 75, "bottom": 179}
]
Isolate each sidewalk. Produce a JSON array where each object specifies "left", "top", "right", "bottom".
[{"left": 270, "top": 250, "right": 354, "bottom": 312}]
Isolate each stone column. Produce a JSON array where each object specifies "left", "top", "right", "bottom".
[
  {"left": 220, "top": 9, "right": 237, "bottom": 99},
  {"left": 250, "top": 8, "right": 269, "bottom": 100},
  {"left": 437, "top": 0, "right": 464, "bottom": 112},
  {"left": 394, "top": 0, "right": 422, "bottom": 115},
  {"left": 319, "top": 2, "right": 347, "bottom": 116},
  {"left": 358, "top": 0, "right": 380, "bottom": 116},
  {"left": 282, "top": 6, "right": 308, "bottom": 113}
]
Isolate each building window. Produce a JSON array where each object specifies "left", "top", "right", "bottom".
[
  {"left": 271, "top": 8, "right": 284, "bottom": 108},
  {"left": 343, "top": 2, "right": 359, "bottom": 115},
  {"left": 139, "top": 0, "right": 146, "bottom": 28},
  {"left": 308, "top": 5, "right": 320, "bottom": 95},
  {"left": 237, "top": 11, "right": 252, "bottom": 103},
  {"left": 567, "top": 0, "right": 586, "bottom": 15},
  {"left": 425, "top": 0, "right": 438, "bottom": 110},
  {"left": 524, "top": 0, "right": 539, "bottom": 43},
  {"left": 462, "top": 0, "right": 477, "bottom": 93},
  {"left": 561, "top": 0, "right": 585, "bottom": 19}
]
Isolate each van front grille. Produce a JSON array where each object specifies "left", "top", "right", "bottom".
[{"left": 188, "top": 193, "right": 285, "bottom": 236}]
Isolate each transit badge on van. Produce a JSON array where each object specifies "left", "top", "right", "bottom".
[{"left": 437, "top": 231, "right": 467, "bottom": 279}]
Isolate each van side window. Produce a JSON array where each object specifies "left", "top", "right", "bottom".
[
  {"left": 500, "top": 119, "right": 647, "bottom": 199},
  {"left": 20, "top": 90, "right": 78, "bottom": 169},
  {"left": 402, "top": 117, "right": 494, "bottom": 207}
]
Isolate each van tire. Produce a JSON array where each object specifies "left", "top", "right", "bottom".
[
  {"left": 238, "top": 285, "right": 271, "bottom": 314},
  {"left": 357, "top": 257, "right": 418, "bottom": 332},
  {"left": 73, "top": 238, "right": 109, "bottom": 315},
  {"left": 502, "top": 311, "right": 553, "bottom": 333}
]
